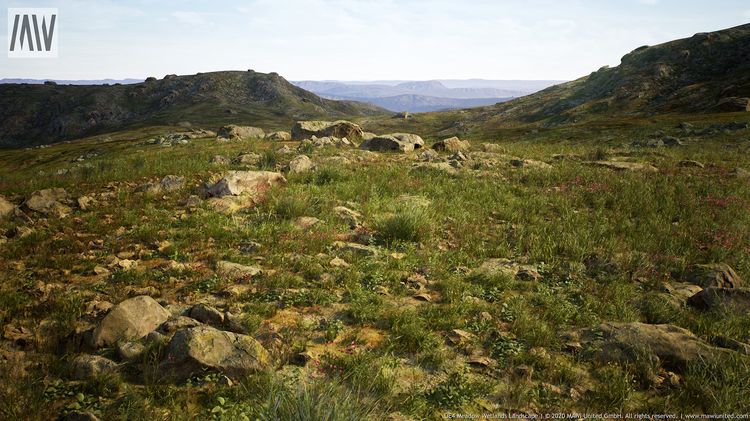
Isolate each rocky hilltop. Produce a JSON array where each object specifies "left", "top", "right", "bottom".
[
  {"left": 472, "top": 23, "right": 750, "bottom": 125},
  {"left": 0, "top": 71, "right": 385, "bottom": 147}
]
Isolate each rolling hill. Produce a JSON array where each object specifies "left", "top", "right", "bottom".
[
  {"left": 465, "top": 23, "right": 750, "bottom": 126},
  {"left": 0, "top": 71, "right": 386, "bottom": 147}
]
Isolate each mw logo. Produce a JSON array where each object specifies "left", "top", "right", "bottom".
[{"left": 7, "top": 8, "right": 58, "bottom": 58}]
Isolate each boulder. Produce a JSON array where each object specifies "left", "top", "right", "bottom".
[
  {"left": 333, "top": 206, "right": 362, "bottom": 229},
  {"left": 265, "top": 131, "right": 292, "bottom": 141},
  {"left": 189, "top": 304, "right": 225, "bottom": 326},
  {"left": 206, "top": 170, "right": 286, "bottom": 198},
  {"left": 360, "top": 133, "right": 425, "bottom": 153},
  {"left": 157, "top": 326, "right": 270, "bottom": 382},
  {"left": 24, "top": 188, "right": 71, "bottom": 217},
  {"left": 684, "top": 263, "right": 742, "bottom": 289},
  {"left": 159, "top": 316, "right": 203, "bottom": 335},
  {"left": 117, "top": 341, "right": 146, "bottom": 361},
  {"left": 688, "top": 287, "right": 750, "bottom": 312},
  {"left": 233, "top": 153, "right": 261, "bottom": 165},
  {"left": 92, "top": 296, "right": 170, "bottom": 348},
  {"left": 0, "top": 196, "right": 16, "bottom": 219},
  {"left": 216, "top": 260, "right": 262, "bottom": 281},
  {"left": 291, "top": 120, "right": 363, "bottom": 140},
  {"left": 136, "top": 175, "right": 185, "bottom": 194},
  {"left": 71, "top": 354, "right": 118, "bottom": 379},
  {"left": 432, "top": 137, "right": 470, "bottom": 153},
  {"left": 216, "top": 125, "right": 265, "bottom": 141},
  {"left": 578, "top": 322, "right": 723, "bottom": 372},
  {"left": 286, "top": 155, "right": 315, "bottom": 174}
]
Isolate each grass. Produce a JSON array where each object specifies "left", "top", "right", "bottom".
[{"left": 0, "top": 111, "right": 749, "bottom": 418}]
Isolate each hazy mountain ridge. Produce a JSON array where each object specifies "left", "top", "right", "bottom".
[{"left": 292, "top": 79, "right": 562, "bottom": 112}]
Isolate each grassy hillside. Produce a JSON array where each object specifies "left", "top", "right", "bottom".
[
  {"left": 0, "top": 71, "right": 386, "bottom": 147},
  {"left": 1, "top": 111, "right": 750, "bottom": 419}
]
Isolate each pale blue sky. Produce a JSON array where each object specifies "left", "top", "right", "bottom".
[{"left": 1, "top": 0, "right": 748, "bottom": 81}]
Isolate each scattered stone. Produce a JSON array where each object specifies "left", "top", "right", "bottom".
[
  {"left": 413, "top": 293, "right": 432, "bottom": 302},
  {"left": 234, "top": 153, "right": 261, "bottom": 165},
  {"left": 92, "top": 296, "right": 171, "bottom": 348},
  {"left": 137, "top": 175, "right": 185, "bottom": 194},
  {"left": 71, "top": 354, "right": 118, "bottom": 379},
  {"left": 473, "top": 258, "right": 540, "bottom": 281},
  {"left": 76, "top": 195, "right": 96, "bottom": 211},
  {"left": 159, "top": 316, "right": 203, "bottom": 335},
  {"left": 330, "top": 257, "right": 349, "bottom": 268},
  {"left": 688, "top": 287, "right": 750, "bottom": 312},
  {"left": 24, "top": 188, "right": 71, "bottom": 217},
  {"left": 589, "top": 161, "right": 658, "bottom": 172},
  {"left": 684, "top": 263, "right": 742, "bottom": 288},
  {"left": 206, "top": 170, "right": 286, "bottom": 198},
  {"left": 184, "top": 195, "right": 202, "bottom": 208},
  {"left": 117, "top": 341, "right": 146, "bottom": 361},
  {"left": 210, "top": 155, "right": 230, "bottom": 165},
  {"left": 291, "top": 120, "right": 363, "bottom": 140},
  {"left": 419, "top": 149, "right": 441, "bottom": 161},
  {"left": 510, "top": 158, "right": 552, "bottom": 169},
  {"left": 578, "top": 322, "right": 723, "bottom": 372},
  {"left": 265, "top": 131, "right": 292, "bottom": 141},
  {"left": 189, "top": 304, "right": 225, "bottom": 326},
  {"left": 360, "top": 133, "right": 425, "bottom": 153},
  {"left": 432, "top": 136, "right": 470, "bottom": 153},
  {"left": 286, "top": 155, "right": 315, "bottom": 174},
  {"left": 481, "top": 143, "right": 507, "bottom": 153},
  {"left": 294, "top": 216, "right": 322, "bottom": 230},
  {"left": 158, "top": 326, "right": 271, "bottom": 382},
  {"left": 333, "top": 206, "right": 362, "bottom": 229},
  {"left": 216, "top": 260, "right": 262, "bottom": 281},
  {"left": 678, "top": 159, "right": 704, "bottom": 168},
  {"left": 0, "top": 196, "right": 15, "bottom": 219},
  {"left": 216, "top": 125, "right": 265, "bottom": 141},
  {"left": 332, "top": 241, "right": 378, "bottom": 256}
]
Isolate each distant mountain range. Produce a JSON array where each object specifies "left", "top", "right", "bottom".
[
  {"left": 292, "top": 79, "right": 563, "bottom": 112},
  {"left": 0, "top": 78, "right": 143, "bottom": 85}
]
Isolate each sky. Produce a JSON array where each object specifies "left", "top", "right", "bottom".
[{"left": 1, "top": 0, "right": 749, "bottom": 81}]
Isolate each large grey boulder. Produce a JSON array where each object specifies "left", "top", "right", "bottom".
[
  {"left": 577, "top": 322, "right": 723, "bottom": 372},
  {"left": 206, "top": 171, "right": 286, "bottom": 198},
  {"left": 684, "top": 263, "right": 742, "bottom": 289},
  {"left": 216, "top": 125, "right": 265, "bottom": 141},
  {"left": 360, "top": 133, "right": 425, "bottom": 153},
  {"left": 24, "top": 188, "right": 71, "bottom": 218},
  {"left": 157, "top": 326, "right": 271, "bottom": 382},
  {"left": 92, "top": 296, "right": 170, "bottom": 348},
  {"left": 291, "top": 120, "right": 363, "bottom": 140}
]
